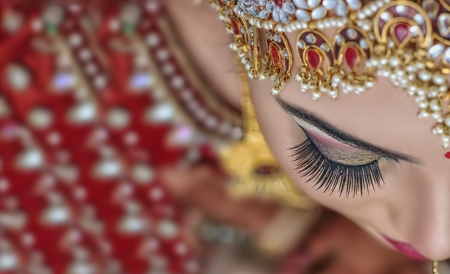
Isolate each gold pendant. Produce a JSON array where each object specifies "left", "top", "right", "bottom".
[{"left": 220, "top": 63, "right": 315, "bottom": 210}]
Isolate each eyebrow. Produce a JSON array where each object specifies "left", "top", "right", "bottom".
[{"left": 277, "top": 97, "right": 421, "bottom": 164}]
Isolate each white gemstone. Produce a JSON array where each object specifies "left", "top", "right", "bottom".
[
  {"left": 109, "top": 19, "right": 120, "bottom": 32},
  {"left": 106, "top": 108, "right": 130, "bottom": 129},
  {"left": 146, "top": 33, "right": 160, "bottom": 47},
  {"left": 162, "top": 63, "right": 175, "bottom": 75},
  {"left": 360, "top": 39, "right": 368, "bottom": 49},
  {"left": 322, "top": 0, "right": 337, "bottom": 9},
  {"left": 295, "top": 9, "right": 310, "bottom": 21},
  {"left": 266, "top": 1, "right": 276, "bottom": 12},
  {"left": 335, "top": 1, "right": 347, "bottom": 16},
  {"left": 444, "top": 48, "right": 450, "bottom": 63},
  {"left": 410, "top": 26, "right": 419, "bottom": 37},
  {"left": 311, "top": 6, "right": 326, "bottom": 19},
  {"left": 150, "top": 187, "right": 164, "bottom": 201},
  {"left": 259, "top": 0, "right": 267, "bottom": 5},
  {"left": 0, "top": 179, "right": 9, "bottom": 192},
  {"left": 335, "top": 34, "right": 343, "bottom": 45},
  {"left": 47, "top": 131, "right": 61, "bottom": 146},
  {"left": 231, "top": 127, "right": 243, "bottom": 140},
  {"left": 249, "top": 6, "right": 260, "bottom": 17},
  {"left": 283, "top": 2, "right": 295, "bottom": 14},
  {"left": 157, "top": 219, "right": 178, "bottom": 239},
  {"left": 423, "top": 0, "right": 438, "bottom": 18},
  {"left": 414, "top": 13, "right": 424, "bottom": 24},
  {"left": 156, "top": 49, "right": 170, "bottom": 61},
  {"left": 437, "top": 14, "right": 450, "bottom": 37},
  {"left": 7, "top": 64, "right": 30, "bottom": 91},
  {"left": 320, "top": 43, "right": 329, "bottom": 52},
  {"left": 94, "top": 159, "right": 122, "bottom": 178},
  {"left": 28, "top": 108, "right": 53, "bottom": 129},
  {"left": 0, "top": 252, "right": 18, "bottom": 270},
  {"left": 175, "top": 243, "right": 188, "bottom": 255},
  {"left": 148, "top": 103, "right": 174, "bottom": 122},
  {"left": 57, "top": 54, "right": 71, "bottom": 67},
  {"left": 395, "top": 5, "right": 406, "bottom": 14},
  {"left": 68, "top": 32, "right": 83, "bottom": 47},
  {"left": 279, "top": 10, "right": 290, "bottom": 23},
  {"left": 380, "top": 11, "right": 392, "bottom": 21},
  {"left": 282, "top": 49, "right": 289, "bottom": 58},
  {"left": 171, "top": 76, "right": 185, "bottom": 89},
  {"left": 429, "top": 44, "right": 444, "bottom": 59},
  {"left": 123, "top": 132, "right": 138, "bottom": 146},
  {"left": 274, "top": 34, "right": 281, "bottom": 42},
  {"left": 119, "top": 215, "right": 146, "bottom": 233},
  {"left": 272, "top": 7, "right": 281, "bottom": 21},
  {"left": 293, "top": 0, "right": 308, "bottom": 9},
  {"left": 85, "top": 63, "right": 97, "bottom": 75},
  {"left": 78, "top": 48, "right": 92, "bottom": 61},
  {"left": 69, "top": 102, "right": 97, "bottom": 123},
  {"left": 94, "top": 75, "right": 107, "bottom": 89},
  {"left": 346, "top": 0, "right": 361, "bottom": 10},
  {"left": 308, "top": 0, "right": 320, "bottom": 9},
  {"left": 260, "top": 10, "right": 269, "bottom": 19},
  {"left": 43, "top": 206, "right": 71, "bottom": 224},
  {"left": 16, "top": 149, "right": 44, "bottom": 170},
  {"left": 346, "top": 28, "right": 356, "bottom": 38},
  {"left": 306, "top": 33, "right": 315, "bottom": 43},
  {"left": 3, "top": 12, "right": 23, "bottom": 33},
  {"left": 297, "top": 40, "right": 305, "bottom": 49}
]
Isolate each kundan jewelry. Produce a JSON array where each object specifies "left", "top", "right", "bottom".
[
  {"left": 209, "top": 0, "right": 450, "bottom": 151},
  {"left": 220, "top": 61, "right": 315, "bottom": 209}
]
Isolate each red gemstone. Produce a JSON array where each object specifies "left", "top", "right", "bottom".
[
  {"left": 271, "top": 45, "right": 280, "bottom": 65},
  {"left": 231, "top": 20, "right": 240, "bottom": 35},
  {"left": 445, "top": 152, "right": 450, "bottom": 159},
  {"left": 345, "top": 47, "right": 358, "bottom": 68},
  {"left": 274, "top": 0, "right": 283, "bottom": 7},
  {"left": 394, "top": 23, "right": 410, "bottom": 44},
  {"left": 307, "top": 49, "right": 321, "bottom": 69}
]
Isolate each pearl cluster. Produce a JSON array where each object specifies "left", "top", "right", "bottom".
[{"left": 369, "top": 47, "right": 450, "bottom": 148}]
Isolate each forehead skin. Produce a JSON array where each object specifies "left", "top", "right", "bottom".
[{"left": 250, "top": 31, "right": 450, "bottom": 259}]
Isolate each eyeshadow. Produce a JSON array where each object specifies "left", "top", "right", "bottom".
[
  {"left": 277, "top": 97, "right": 420, "bottom": 164},
  {"left": 292, "top": 116, "right": 380, "bottom": 166}
]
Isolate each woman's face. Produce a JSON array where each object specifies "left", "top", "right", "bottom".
[
  {"left": 164, "top": 0, "right": 449, "bottom": 263},
  {"left": 250, "top": 32, "right": 450, "bottom": 262}
]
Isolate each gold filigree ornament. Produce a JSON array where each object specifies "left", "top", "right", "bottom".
[
  {"left": 210, "top": 0, "right": 450, "bottom": 152},
  {"left": 213, "top": 0, "right": 293, "bottom": 95},
  {"left": 432, "top": 261, "right": 439, "bottom": 274},
  {"left": 220, "top": 62, "right": 315, "bottom": 209}
]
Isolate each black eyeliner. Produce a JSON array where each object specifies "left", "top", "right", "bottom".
[
  {"left": 290, "top": 138, "right": 384, "bottom": 197},
  {"left": 276, "top": 97, "right": 421, "bottom": 165}
]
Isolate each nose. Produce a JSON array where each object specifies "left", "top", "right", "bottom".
[{"left": 401, "top": 172, "right": 450, "bottom": 261}]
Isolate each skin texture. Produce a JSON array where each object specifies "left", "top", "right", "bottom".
[
  {"left": 164, "top": 0, "right": 450, "bottom": 263},
  {"left": 161, "top": 165, "right": 428, "bottom": 274}
]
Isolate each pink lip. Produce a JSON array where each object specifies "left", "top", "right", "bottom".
[{"left": 383, "top": 236, "right": 428, "bottom": 261}]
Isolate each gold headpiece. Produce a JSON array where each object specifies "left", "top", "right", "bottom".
[{"left": 209, "top": 0, "right": 450, "bottom": 149}]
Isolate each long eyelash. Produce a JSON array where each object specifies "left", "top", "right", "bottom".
[{"left": 290, "top": 138, "right": 384, "bottom": 197}]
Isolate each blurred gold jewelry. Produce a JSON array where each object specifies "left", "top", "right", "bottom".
[
  {"left": 220, "top": 62, "right": 315, "bottom": 210},
  {"left": 433, "top": 261, "right": 439, "bottom": 274}
]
